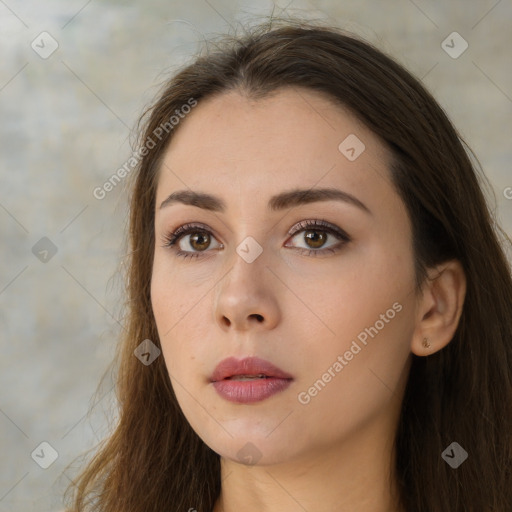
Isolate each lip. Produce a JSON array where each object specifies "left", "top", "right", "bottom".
[{"left": 210, "top": 356, "right": 293, "bottom": 404}]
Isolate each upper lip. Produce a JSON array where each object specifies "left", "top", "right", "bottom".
[{"left": 210, "top": 356, "right": 293, "bottom": 382}]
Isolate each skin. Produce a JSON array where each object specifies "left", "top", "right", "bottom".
[{"left": 150, "top": 87, "right": 466, "bottom": 512}]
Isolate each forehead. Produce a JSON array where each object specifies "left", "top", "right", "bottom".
[{"left": 155, "top": 87, "right": 393, "bottom": 209}]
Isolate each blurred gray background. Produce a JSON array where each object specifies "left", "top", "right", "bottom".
[{"left": 1, "top": 1, "right": 511, "bottom": 510}]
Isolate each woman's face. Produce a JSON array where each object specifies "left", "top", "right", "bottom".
[{"left": 151, "top": 87, "right": 418, "bottom": 465}]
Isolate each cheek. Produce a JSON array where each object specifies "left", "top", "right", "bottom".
[
  {"left": 295, "top": 302, "right": 414, "bottom": 445},
  {"left": 293, "top": 239, "right": 416, "bottom": 405},
  {"left": 292, "top": 238, "right": 413, "bottom": 343},
  {"left": 150, "top": 252, "right": 197, "bottom": 332},
  {"left": 150, "top": 262, "right": 211, "bottom": 384},
  {"left": 150, "top": 263, "right": 182, "bottom": 371}
]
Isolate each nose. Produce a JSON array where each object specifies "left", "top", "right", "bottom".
[{"left": 213, "top": 252, "right": 281, "bottom": 332}]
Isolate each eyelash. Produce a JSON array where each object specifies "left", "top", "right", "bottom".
[{"left": 159, "top": 219, "right": 351, "bottom": 260}]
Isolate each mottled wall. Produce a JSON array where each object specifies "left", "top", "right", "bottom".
[{"left": 0, "top": 1, "right": 511, "bottom": 510}]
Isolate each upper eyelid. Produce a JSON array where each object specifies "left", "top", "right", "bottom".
[
  {"left": 288, "top": 219, "right": 348, "bottom": 237},
  {"left": 165, "top": 219, "right": 349, "bottom": 246}
]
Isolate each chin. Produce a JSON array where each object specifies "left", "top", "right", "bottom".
[
  {"left": 222, "top": 443, "right": 292, "bottom": 467},
  {"left": 199, "top": 427, "right": 303, "bottom": 467}
]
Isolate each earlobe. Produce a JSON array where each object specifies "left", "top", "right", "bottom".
[{"left": 411, "top": 259, "right": 467, "bottom": 356}]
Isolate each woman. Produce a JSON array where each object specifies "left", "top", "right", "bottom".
[{"left": 64, "top": 17, "right": 512, "bottom": 512}]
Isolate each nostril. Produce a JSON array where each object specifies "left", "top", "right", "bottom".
[{"left": 251, "top": 314, "right": 264, "bottom": 322}]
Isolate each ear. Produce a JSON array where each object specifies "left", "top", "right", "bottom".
[{"left": 411, "top": 259, "right": 467, "bottom": 356}]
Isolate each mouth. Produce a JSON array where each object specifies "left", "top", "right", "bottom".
[{"left": 210, "top": 356, "right": 293, "bottom": 404}]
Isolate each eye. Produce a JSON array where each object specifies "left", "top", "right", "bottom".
[
  {"left": 160, "top": 219, "right": 350, "bottom": 260},
  {"left": 160, "top": 222, "right": 222, "bottom": 260},
  {"left": 285, "top": 219, "right": 350, "bottom": 257}
]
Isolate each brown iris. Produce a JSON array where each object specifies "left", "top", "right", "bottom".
[
  {"left": 304, "top": 230, "right": 327, "bottom": 249},
  {"left": 189, "top": 232, "right": 211, "bottom": 251}
]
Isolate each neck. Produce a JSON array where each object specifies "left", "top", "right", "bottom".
[{"left": 212, "top": 417, "right": 404, "bottom": 512}]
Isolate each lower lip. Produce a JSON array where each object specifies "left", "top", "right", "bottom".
[{"left": 212, "top": 377, "right": 292, "bottom": 404}]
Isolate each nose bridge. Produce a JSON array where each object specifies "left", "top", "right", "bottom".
[
  {"left": 215, "top": 186, "right": 278, "bottom": 276},
  {"left": 225, "top": 194, "right": 272, "bottom": 262},
  {"left": 214, "top": 233, "right": 280, "bottom": 331},
  {"left": 225, "top": 195, "right": 287, "bottom": 293},
  {"left": 229, "top": 233, "right": 269, "bottom": 291}
]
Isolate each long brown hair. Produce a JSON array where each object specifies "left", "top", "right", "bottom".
[{"left": 64, "top": 16, "right": 512, "bottom": 512}]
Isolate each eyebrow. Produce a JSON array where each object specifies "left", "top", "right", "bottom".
[{"left": 159, "top": 187, "right": 371, "bottom": 215}]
